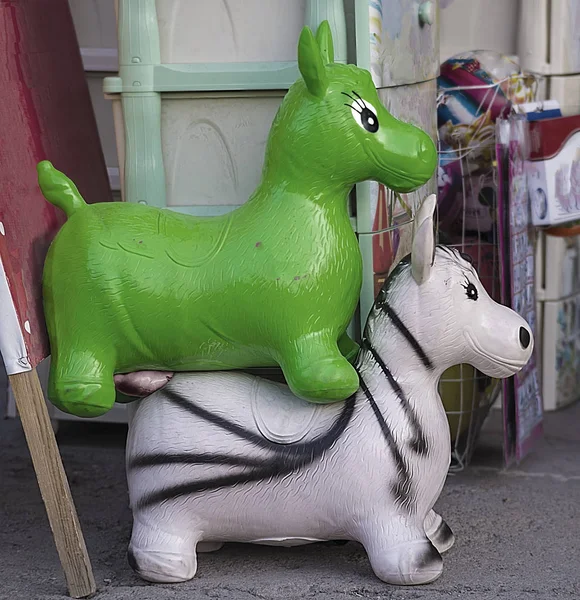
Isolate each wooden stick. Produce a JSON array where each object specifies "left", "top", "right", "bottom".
[{"left": 9, "top": 369, "right": 96, "bottom": 598}]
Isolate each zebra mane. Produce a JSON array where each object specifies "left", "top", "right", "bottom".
[{"left": 436, "top": 244, "right": 474, "bottom": 268}]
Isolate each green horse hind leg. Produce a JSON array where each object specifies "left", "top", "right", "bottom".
[
  {"left": 280, "top": 333, "right": 359, "bottom": 402},
  {"left": 48, "top": 350, "right": 116, "bottom": 418}
]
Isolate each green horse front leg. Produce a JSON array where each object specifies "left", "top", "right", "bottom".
[
  {"left": 338, "top": 332, "right": 360, "bottom": 364},
  {"left": 279, "top": 332, "right": 359, "bottom": 403},
  {"left": 48, "top": 348, "right": 116, "bottom": 418}
]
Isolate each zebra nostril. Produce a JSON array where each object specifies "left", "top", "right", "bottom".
[{"left": 519, "top": 327, "right": 531, "bottom": 349}]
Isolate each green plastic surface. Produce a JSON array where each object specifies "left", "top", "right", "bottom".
[{"left": 41, "top": 22, "right": 436, "bottom": 418}]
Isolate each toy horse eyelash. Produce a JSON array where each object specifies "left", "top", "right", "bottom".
[
  {"left": 341, "top": 91, "right": 365, "bottom": 112},
  {"left": 461, "top": 278, "right": 479, "bottom": 301},
  {"left": 343, "top": 102, "right": 363, "bottom": 114},
  {"left": 351, "top": 90, "right": 366, "bottom": 110}
]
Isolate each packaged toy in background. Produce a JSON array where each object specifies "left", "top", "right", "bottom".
[
  {"left": 438, "top": 51, "right": 535, "bottom": 152},
  {"left": 437, "top": 145, "right": 464, "bottom": 232},
  {"left": 436, "top": 54, "right": 538, "bottom": 469},
  {"left": 496, "top": 115, "right": 543, "bottom": 465},
  {"left": 527, "top": 114, "right": 580, "bottom": 227},
  {"left": 437, "top": 51, "right": 536, "bottom": 239},
  {"left": 437, "top": 144, "right": 500, "bottom": 240},
  {"left": 442, "top": 170, "right": 497, "bottom": 241}
]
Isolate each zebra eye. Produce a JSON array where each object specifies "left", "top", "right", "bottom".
[{"left": 462, "top": 280, "right": 478, "bottom": 301}]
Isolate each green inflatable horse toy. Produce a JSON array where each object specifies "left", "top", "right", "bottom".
[{"left": 40, "top": 22, "right": 436, "bottom": 418}]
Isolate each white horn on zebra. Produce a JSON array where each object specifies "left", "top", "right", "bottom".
[{"left": 411, "top": 194, "right": 437, "bottom": 285}]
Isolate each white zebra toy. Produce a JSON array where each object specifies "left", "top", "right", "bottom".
[{"left": 125, "top": 194, "right": 533, "bottom": 586}]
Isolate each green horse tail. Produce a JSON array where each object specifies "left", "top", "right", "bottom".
[{"left": 37, "top": 160, "right": 87, "bottom": 218}]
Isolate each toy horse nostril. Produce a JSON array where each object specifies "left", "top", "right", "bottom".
[{"left": 519, "top": 327, "right": 531, "bottom": 349}]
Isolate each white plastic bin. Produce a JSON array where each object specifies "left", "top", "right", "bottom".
[
  {"left": 517, "top": 0, "right": 580, "bottom": 116},
  {"left": 536, "top": 231, "right": 580, "bottom": 410}
]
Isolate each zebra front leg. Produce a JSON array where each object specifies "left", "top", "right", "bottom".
[
  {"left": 424, "top": 509, "right": 455, "bottom": 554},
  {"left": 128, "top": 512, "right": 199, "bottom": 583},
  {"left": 359, "top": 515, "right": 443, "bottom": 586}
]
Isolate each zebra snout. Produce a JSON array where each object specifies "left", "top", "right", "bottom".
[{"left": 519, "top": 327, "right": 531, "bottom": 350}]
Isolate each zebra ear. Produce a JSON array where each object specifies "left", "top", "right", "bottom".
[{"left": 411, "top": 194, "right": 437, "bottom": 285}]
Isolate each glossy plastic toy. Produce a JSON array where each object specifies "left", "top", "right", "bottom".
[
  {"left": 40, "top": 22, "right": 437, "bottom": 417},
  {"left": 125, "top": 195, "right": 534, "bottom": 586}
]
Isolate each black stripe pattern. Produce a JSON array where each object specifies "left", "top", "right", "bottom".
[
  {"left": 134, "top": 387, "right": 357, "bottom": 509},
  {"left": 358, "top": 376, "right": 414, "bottom": 509},
  {"left": 381, "top": 303, "right": 433, "bottom": 370},
  {"left": 363, "top": 340, "right": 428, "bottom": 456},
  {"left": 131, "top": 293, "right": 436, "bottom": 513}
]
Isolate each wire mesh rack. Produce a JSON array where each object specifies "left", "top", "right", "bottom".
[
  {"left": 436, "top": 144, "right": 503, "bottom": 471},
  {"left": 435, "top": 68, "right": 542, "bottom": 470}
]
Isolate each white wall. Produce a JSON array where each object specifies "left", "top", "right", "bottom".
[{"left": 440, "top": 0, "right": 520, "bottom": 62}]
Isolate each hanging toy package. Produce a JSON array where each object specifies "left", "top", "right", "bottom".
[{"left": 496, "top": 114, "right": 543, "bottom": 465}]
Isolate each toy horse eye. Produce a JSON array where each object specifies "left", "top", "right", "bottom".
[
  {"left": 344, "top": 94, "right": 379, "bottom": 133},
  {"left": 357, "top": 104, "right": 379, "bottom": 133},
  {"left": 462, "top": 281, "right": 478, "bottom": 301}
]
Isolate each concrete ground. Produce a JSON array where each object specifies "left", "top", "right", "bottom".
[{"left": 0, "top": 398, "right": 578, "bottom": 600}]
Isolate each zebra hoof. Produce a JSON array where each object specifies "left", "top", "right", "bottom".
[
  {"left": 128, "top": 545, "right": 197, "bottom": 583},
  {"left": 430, "top": 520, "right": 455, "bottom": 554},
  {"left": 368, "top": 539, "right": 443, "bottom": 586}
]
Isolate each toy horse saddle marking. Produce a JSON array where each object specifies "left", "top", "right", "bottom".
[
  {"left": 251, "top": 379, "right": 323, "bottom": 444},
  {"left": 165, "top": 213, "right": 234, "bottom": 269}
]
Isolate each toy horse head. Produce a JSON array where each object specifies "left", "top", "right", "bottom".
[
  {"left": 366, "top": 195, "right": 533, "bottom": 379},
  {"left": 262, "top": 22, "right": 437, "bottom": 194}
]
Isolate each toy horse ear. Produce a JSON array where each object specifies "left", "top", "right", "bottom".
[
  {"left": 315, "top": 20, "right": 335, "bottom": 64},
  {"left": 411, "top": 194, "right": 437, "bottom": 285},
  {"left": 298, "top": 26, "right": 328, "bottom": 98}
]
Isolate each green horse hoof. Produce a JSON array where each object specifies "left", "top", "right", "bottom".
[
  {"left": 287, "top": 358, "right": 359, "bottom": 403},
  {"left": 49, "top": 379, "right": 115, "bottom": 418}
]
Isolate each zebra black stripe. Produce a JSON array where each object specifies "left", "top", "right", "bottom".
[
  {"left": 364, "top": 341, "right": 428, "bottom": 456},
  {"left": 136, "top": 388, "right": 357, "bottom": 509},
  {"left": 382, "top": 303, "right": 433, "bottom": 370},
  {"left": 358, "top": 375, "right": 414, "bottom": 510},
  {"left": 131, "top": 453, "right": 266, "bottom": 469}
]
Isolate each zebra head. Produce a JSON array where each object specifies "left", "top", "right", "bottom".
[{"left": 366, "top": 194, "right": 533, "bottom": 379}]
